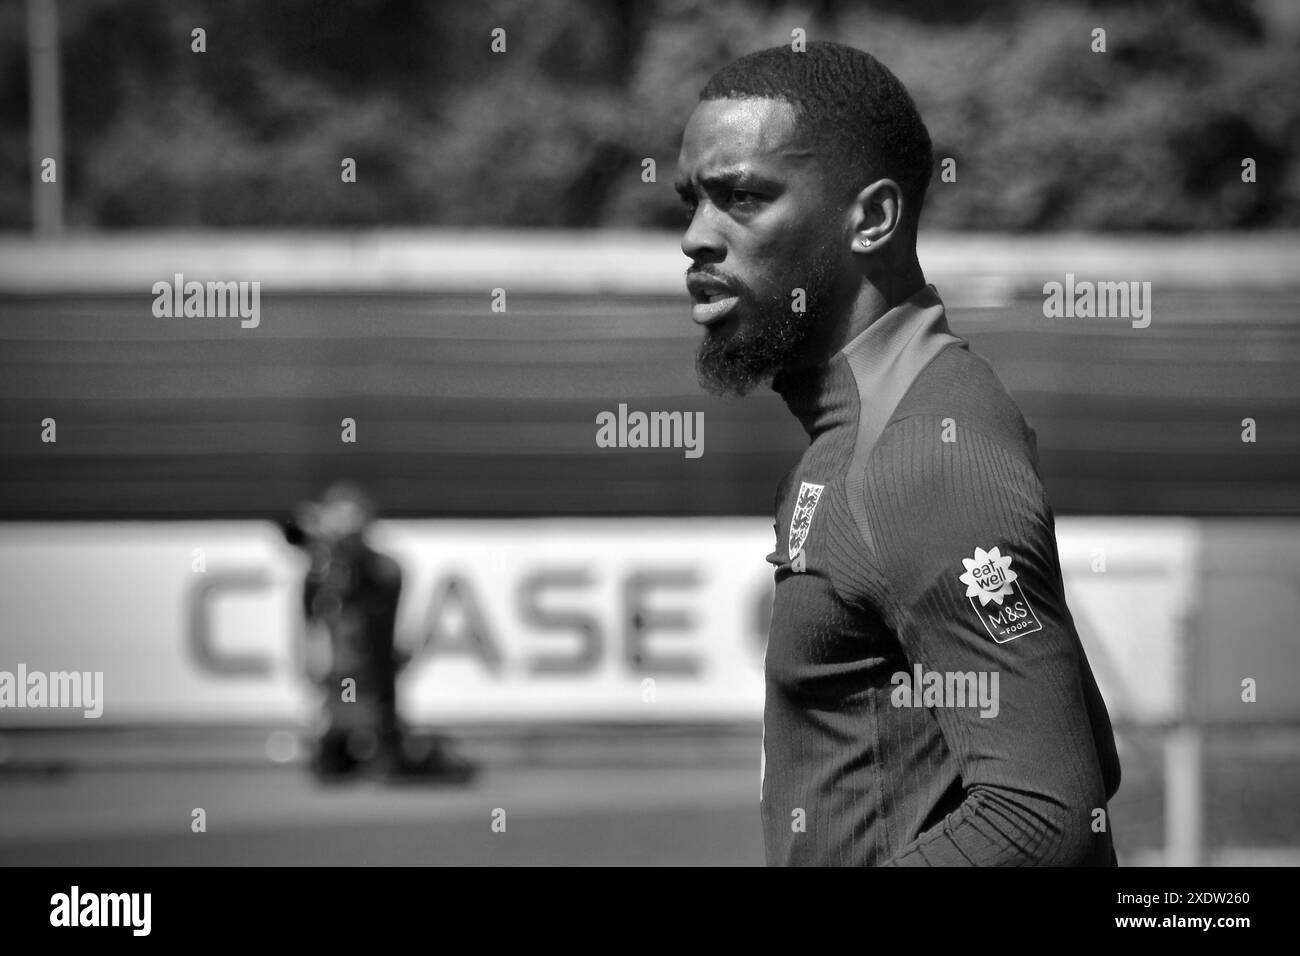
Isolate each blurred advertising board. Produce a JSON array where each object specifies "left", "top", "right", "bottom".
[{"left": 0, "top": 517, "right": 1259, "bottom": 728}]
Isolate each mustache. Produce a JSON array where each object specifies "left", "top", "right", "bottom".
[
  {"left": 686, "top": 266, "right": 735, "bottom": 282},
  {"left": 685, "top": 267, "right": 751, "bottom": 295}
]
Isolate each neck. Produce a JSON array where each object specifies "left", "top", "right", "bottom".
[
  {"left": 796, "top": 252, "right": 927, "bottom": 371},
  {"left": 772, "top": 282, "right": 961, "bottom": 441}
]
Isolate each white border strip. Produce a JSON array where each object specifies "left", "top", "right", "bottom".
[{"left": 0, "top": 230, "right": 1296, "bottom": 294}]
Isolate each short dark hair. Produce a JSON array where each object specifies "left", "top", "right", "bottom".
[{"left": 699, "top": 41, "right": 933, "bottom": 224}]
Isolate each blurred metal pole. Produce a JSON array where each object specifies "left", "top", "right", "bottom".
[
  {"left": 1163, "top": 725, "right": 1204, "bottom": 866},
  {"left": 27, "top": 0, "right": 64, "bottom": 235},
  {"left": 1164, "top": 536, "right": 1205, "bottom": 867}
]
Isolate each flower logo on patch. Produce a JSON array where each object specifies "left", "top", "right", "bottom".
[{"left": 959, "top": 546, "right": 1017, "bottom": 607}]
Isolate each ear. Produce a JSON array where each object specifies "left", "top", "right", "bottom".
[{"left": 847, "top": 179, "right": 905, "bottom": 255}]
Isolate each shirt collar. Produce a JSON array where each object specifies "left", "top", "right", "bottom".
[{"left": 774, "top": 284, "right": 965, "bottom": 440}]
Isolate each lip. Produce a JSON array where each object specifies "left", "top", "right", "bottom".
[
  {"left": 686, "top": 274, "right": 741, "bottom": 326},
  {"left": 691, "top": 296, "right": 740, "bottom": 325},
  {"left": 686, "top": 272, "right": 734, "bottom": 297}
]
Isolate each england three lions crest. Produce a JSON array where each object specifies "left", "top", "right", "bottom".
[{"left": 788, "top": 481, "right": 825, "bottom": 559}]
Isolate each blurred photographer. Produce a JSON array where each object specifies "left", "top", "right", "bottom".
[{"left": 283, "top": 481, "right": 473, "bottom": 783}]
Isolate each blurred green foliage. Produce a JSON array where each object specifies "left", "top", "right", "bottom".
[{"left": 0, "top": 0, "right": 1296, "bottom": 230}]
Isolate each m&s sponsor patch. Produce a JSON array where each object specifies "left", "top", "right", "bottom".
[{"left": 958, "top": 546, "right": 1042, "bottom": 643}]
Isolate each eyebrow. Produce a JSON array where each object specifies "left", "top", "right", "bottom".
[{"left": 674, "top": 167, "right": 769, "bottom": 201}]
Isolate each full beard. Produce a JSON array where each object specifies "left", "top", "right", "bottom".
[{"left": 695, "top": 254, "right": 842, "bottom": 397}]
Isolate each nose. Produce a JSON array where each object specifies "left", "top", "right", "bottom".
[{"left": 681, "top": 204, "right": 724, "bottom": 263}]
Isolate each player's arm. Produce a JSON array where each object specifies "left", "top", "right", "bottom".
[{"left": 859, "top": 417, "right": 1116, "bottom": 866}]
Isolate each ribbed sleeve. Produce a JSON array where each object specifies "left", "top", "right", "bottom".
[{"left": 857, "top": 415, "right": 1119, "bottom": 866}]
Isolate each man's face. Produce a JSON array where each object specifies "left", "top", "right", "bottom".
[{"left": 676, "top": 98, "right": 850, "bottom": 395}]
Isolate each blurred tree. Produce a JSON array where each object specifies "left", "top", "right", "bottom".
[{"left": 0, "top": 0, "right": 1295, "bottom": 230}]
